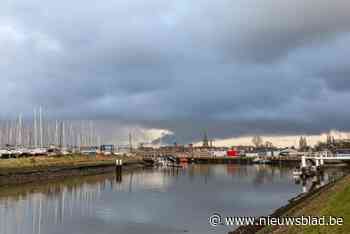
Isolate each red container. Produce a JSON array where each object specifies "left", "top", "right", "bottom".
[{"left": 227, "top": 149, "right": 238, "bottom": 157}]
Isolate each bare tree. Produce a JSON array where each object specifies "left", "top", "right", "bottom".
[
  {"left": 252, "top": 135, "right": 263, "bottom": 147},
  {"left": 299, "top": 136, "right": 308, "bottom": 151},
  {"left": 265, "top": 141, "right": 273, "bottom": 148}
]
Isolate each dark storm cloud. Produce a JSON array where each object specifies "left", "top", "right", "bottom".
[
  {"left": 1, "top": 0, "right": 350, "bottom": 142},
  {"left": 228, "top": 1, "right": 350, "bottom": 62},
  {"left": 320, "top": 68, "right": 350, "bottom": 92}
]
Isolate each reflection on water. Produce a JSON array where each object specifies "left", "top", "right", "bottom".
[
  {"left": 294, "top": 168, "right": 346, "bottom": 194},
  {"left": 0, "top": 164, "right": 347, "bottom": 234}
]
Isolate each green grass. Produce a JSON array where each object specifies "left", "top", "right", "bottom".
[
  {"left": 0, "top": 154, "right": 137, "bottom": 175},
  {"left": 257, "top": 175, "right": 350, "bottom": 234},
  {"left": 300, "top": 181, "right": 350, "bottom": 234}
]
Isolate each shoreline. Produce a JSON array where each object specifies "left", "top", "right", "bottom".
[
  {"left": 186, "top": 156, "right": 300, "bottom": 165},
  {"left": 0, "top": 156, "right": 299, "bottom": 187},
  {"left": 229, "top": 172, "right": 350, "bottom": 234},
  {"left": 0, "top": 155, "right": 342, "bottom": 187},
  {"left": 0, "top": 155, "right": 146, "bottom": 187}
]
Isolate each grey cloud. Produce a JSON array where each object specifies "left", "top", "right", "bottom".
[
  {"left": 321, "top": 68, "right": 350, "bottom": 92},
  {"left": 1, "top": 0, "right": 350, "bottom": 143}
]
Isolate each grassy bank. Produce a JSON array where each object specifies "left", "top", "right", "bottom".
[
  {"left": 258, "top": 175, "right": 350, "bottom": 234},
  {"left": 0, "top": 154, "right": 142, "bottom": 175},
  {"left": 0, "top": 168, "right": 139, "bottom": 198}
]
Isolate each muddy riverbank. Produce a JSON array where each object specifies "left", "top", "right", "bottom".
[{"left": 0, "top": 156, "right": 146, "bottom": 186}]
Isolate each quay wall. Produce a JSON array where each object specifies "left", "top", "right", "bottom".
[{"left": 0, "top": 160, "right": 144, "bottom": 187}]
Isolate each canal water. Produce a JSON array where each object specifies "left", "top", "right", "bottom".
[{"left": 0, "top": 164, "right": 346, "bottom": 234}]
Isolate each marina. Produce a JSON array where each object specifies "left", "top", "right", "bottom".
[
  {"left": 0, "top": 164, "right": 346, "bottom": 234},
  {"left": 1, "top": 2, "right": 350, "bottom": 232}
]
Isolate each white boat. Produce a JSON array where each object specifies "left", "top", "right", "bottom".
[
  {"left": 310, "top": 165, "right": 317, "bottom": 172},
  {"left": 30, "top": 148, "right": 48, "bottom": 155},
  {"left": 252, "top": 157, "right": 261, "bottom": 163},
  {"left": 293, "top": 169, "right": 302, "bottom": 177},
  {"left": 0, "top": 149, "right": 12, "bottom": 157},
  {"left": 156, "top": 158, "right": 167, "bottom": 167},
  {"left": 253, "top": 157, "right": 271, "bottom": 164},
  {"left": 13, "top": 147, "right": 31, "bottom": 155},
  {"left": 260, "top": 159, "right": 271, "bottom": 164}
]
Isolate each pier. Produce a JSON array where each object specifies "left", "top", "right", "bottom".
[{"left": 298, "top": 151, "right": 350, "bottom": 178}]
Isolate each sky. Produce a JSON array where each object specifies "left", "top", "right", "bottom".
[{"left": 1, "top": 0, "right": 350, "bottom": 146}]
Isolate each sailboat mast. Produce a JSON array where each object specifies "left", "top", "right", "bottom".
[
  {"left": 39, "top": 106, "right": 43, "bottom": 148},
  {"left": 18, "top": 113, "right": 22, "bottom": 147},
  {"left": 34, "top": 109, "right": 37, "bottom": 148}
]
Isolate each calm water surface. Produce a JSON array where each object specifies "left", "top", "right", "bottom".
[{"left": 0, "top": 164, "right": 346, "bottom": 234}]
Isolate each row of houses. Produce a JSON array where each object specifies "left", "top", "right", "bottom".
[
  {"left": 137, "top": 144, "right": 302, "bottom": 158},
  {"left": 0, "top": 141, "right": 305, "bottom": 159}
]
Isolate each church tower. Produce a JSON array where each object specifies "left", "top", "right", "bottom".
[{"left": 202, "top": 130, "right": 209, "bottom": 147}]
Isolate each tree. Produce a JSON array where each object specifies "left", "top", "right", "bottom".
[
  {"left": 314, "top": 141, "right": 327, "bottom": 151},
  {"left": 265, "top": 141, "right": 273, "bottom": 148},
  {"left": 252, "top": 135, "right": 263, "bottom": 148},
  {"left": 326, "top": 134, "right": 335, "bottom": 146},
  {"left": 299, "top": 136, "right": 308, "bottom": 151}
]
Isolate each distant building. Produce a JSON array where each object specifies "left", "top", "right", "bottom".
[
  {"left": 100, "top": 144, "right": 114, "bottom": 154},
  {"left": 80, "top": 146, "right": 98, "bottom": 156},
  {"left": 202, "top": 131, "right": 209, "bottom": 147}
]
